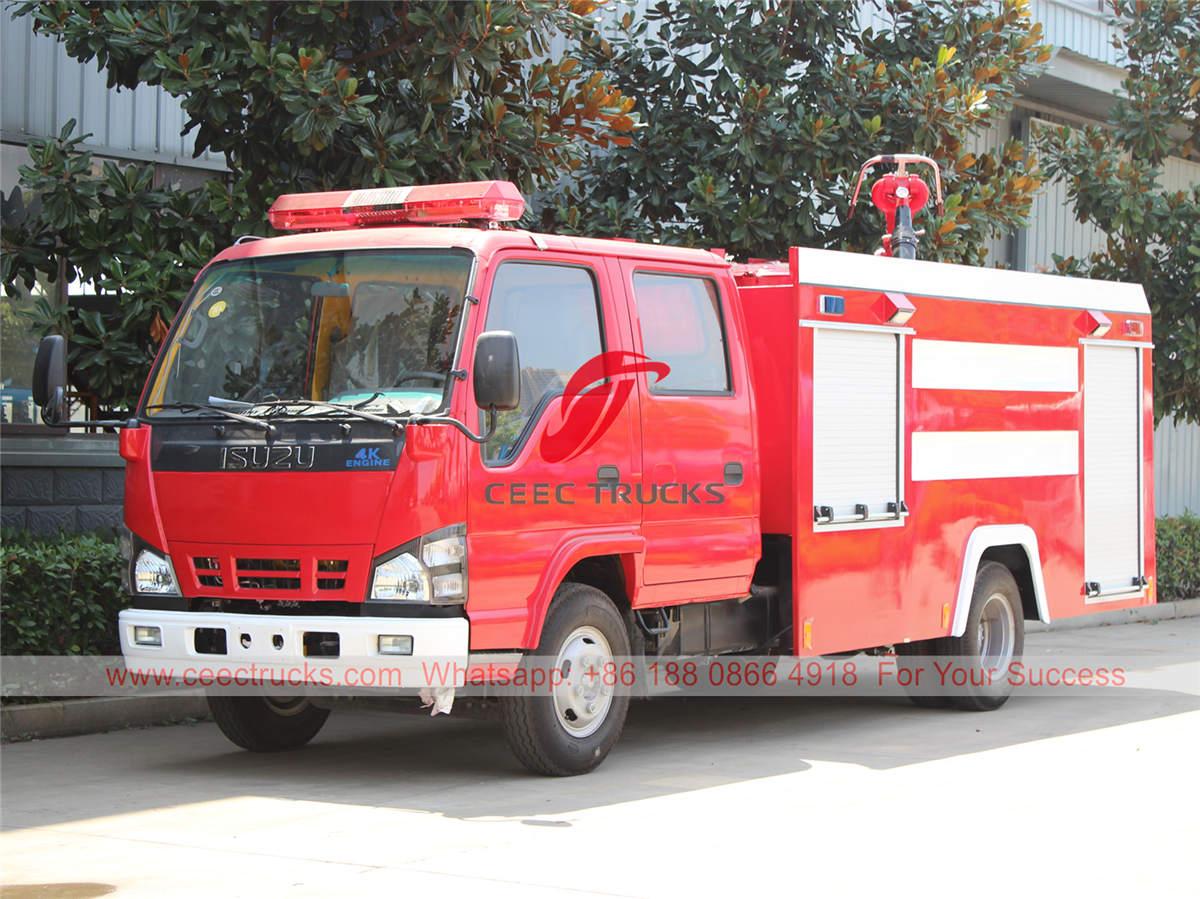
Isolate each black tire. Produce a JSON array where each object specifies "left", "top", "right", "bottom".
[
  {"left": 943, "top": 562, "right": 1025, "bottom": 712},
  {"left": 500, "top": 582, "right": 632, "bottom": 776},
  {"left": 896, "top": 635, "right": 951, "bottom": 709},
  {"left": 207, "top": 695, "right": 330, "bottom": 752}
]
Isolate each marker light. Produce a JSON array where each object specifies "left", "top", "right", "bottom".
[
  {"left": 268, "top": 181, "right": 526, "bottom": 231},
  {"left": 378, "top": 635, "right": 414, "bottom": 656},
  {"left": 432, "top": 573, "right": 465, "bottom": 600},
  {"left": 133, "top": 625, "right": 163, "bottom": 647},
  {"left": 422, "top": 533, "right": 466, "bottom": 568}
]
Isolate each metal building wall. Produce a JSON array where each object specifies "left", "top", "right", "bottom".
[
  {"left": 1155, "top": 418, "right": 1200, "bottom": 517},
  {"left": 1, "top": 10, "right": 224, "bottom": 169},
  {"left": 1163, "top": 156, "right": 1200, "bottom": 194},
  {"left": 963, "top": 115, "right": 1015, "bottom": 267},
  {"left": 1030, "top": 0, "right": 1121, "bottom": 67}
]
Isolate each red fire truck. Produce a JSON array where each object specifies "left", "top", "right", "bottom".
[{"left": 32, "top": 170, "right": 1155, "bottom": 775}]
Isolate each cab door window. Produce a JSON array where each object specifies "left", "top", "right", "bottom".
[
  {"left": 481, "top": 262, "right": 604, "bottom": 464},
  {"left": 632, "top": 272, "right": 731, "bottom": 394}
]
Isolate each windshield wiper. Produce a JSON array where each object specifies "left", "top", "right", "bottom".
[
  {"left": 144, "top": 402, "right": 277, "bottom": 436},
  {"left": 247, "top": 399, "right": 405, "bottom": 435}
]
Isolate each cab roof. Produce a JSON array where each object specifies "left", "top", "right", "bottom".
[{"left": 206, "top": 227, "right": 730, "bottom": 273}]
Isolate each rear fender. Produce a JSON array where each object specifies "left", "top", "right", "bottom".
[{"left": 951, "top": 525, "right": 1050, "bottom": 637}]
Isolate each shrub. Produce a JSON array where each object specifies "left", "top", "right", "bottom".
[
  {"left": 1, "top": 530, "right": 127, "bottom": 655},
  {"left": 1156, "top": 515, "right": 1200, "bottom": 602}
]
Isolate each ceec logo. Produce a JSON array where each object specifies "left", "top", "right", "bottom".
[{"left": 539, "top": 351, "right": 669, "bottom": 463}]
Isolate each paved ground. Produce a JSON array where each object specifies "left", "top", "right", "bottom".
[{"left": 2, "top": 619, "right": 1198, "bottom": 898}]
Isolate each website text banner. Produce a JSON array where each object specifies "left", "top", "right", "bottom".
[{"left": 2, "top": 654, "right": 1196, "bottom": 698}]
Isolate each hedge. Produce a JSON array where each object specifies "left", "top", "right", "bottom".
[
  {"left": 1, "top": 530, "right": 126, "bottom": 655},
  {"left": 1, "top": 517, "right": 1198, "bottom": 657},
  {"left": 1156, "top": 514, "right": 1200, "bottom": 601}
]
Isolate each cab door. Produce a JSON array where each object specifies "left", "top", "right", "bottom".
[
  {"left": 616, "top": 259, "right": 759, "bottom": 590},
  {"left": 465, "top": 253, "right": 640, "bottom": 647}
]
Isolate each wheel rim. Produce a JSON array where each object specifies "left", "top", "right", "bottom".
[
  {"left": 552, "top": 625, "right": 615, "bottom": 738},
  {"left": 263, "top": 696, "right": 309, "bottom": 717},
  {"left": 977, "top": 592, "right": 1016, "bottom": 672}
]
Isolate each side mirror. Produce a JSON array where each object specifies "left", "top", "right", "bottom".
[
  {"left": 32, "top": 334, "right": 68, "bottom": 424},
  {"left": 473, "top": 330, "right": 520, "bottom": 412}
]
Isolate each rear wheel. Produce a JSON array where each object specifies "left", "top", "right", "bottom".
[
  {"left": 944, "top": 562, "right": 1024, "bottom": 711},
  {"left": 896, "top": 636, "right": 950, "bottom": 708},
  {"left": 501, "top": 582, "right": 632, "bottom": 776},
  {"left": 207, "top": 695, "right": 330, "bottom": 751},
  {"left": 901, "top": 562, "right": 1023, "bottom": 712}
]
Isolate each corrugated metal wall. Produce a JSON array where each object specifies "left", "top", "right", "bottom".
[
  {"left": 964, "top": 116, "right": 1015, "bottom": 266},
  {"left": 1022, "top": 115, "right": 1110, "bottom": 271},
  {"left": 1163, "top": 156, "right": 1200, "bottom": 194},
  {"left": 1155, "top": 418, "right": 1200, "bottom": 517},
  {"left": 0, "top": 9, "right": 225, "bottom": 169},
  {"left": 1031, "top": 0, "right": 1122, "bottom": 68}
]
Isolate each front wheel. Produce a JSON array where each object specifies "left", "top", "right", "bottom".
[
  {"left": 500, "top": 583, "right": 632, "bottom": 776},
  {"left": 207, "top": 695, "right": 330, "bottom": 752}
]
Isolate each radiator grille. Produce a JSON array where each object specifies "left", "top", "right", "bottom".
[{"left": 176, "top": 544, "right": 372, "bottom": 601}]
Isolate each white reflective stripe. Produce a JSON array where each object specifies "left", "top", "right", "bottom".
[
  {"left": 911, "top": 430, "right": 1079, "bottom": 481},
  {"left": 343, "top": 186, "right": 413, "bottom": 209},
  {"left": 812, "top": 328, "right": 900, "bottom": 517},
  {"left": 1083, "top": 344, "right": 1142, "bottom": 592},
  {"left": 794, "top": 247, "right": 1149, "bottom": 314},
  {"left": 912, "top": 339, "right": 1078, "bottom": 392}
]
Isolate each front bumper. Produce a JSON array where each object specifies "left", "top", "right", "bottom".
[{"left": 119, "top": 608, "right": 469, "bottom": 689}]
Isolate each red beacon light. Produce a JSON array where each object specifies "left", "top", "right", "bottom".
[{"left": 268, "top": 180, "right": 526, "bottom": 231}]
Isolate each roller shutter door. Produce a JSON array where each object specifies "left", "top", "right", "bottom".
[
  {"left": 812, "top": 328, "right": 901, "bottom": 522},
  {"left": 1083, "top": 344, "right": 1142, "bottom": 594}
]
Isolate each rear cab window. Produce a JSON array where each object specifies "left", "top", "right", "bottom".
[{"left": 631, "top": 271, "right": 731, "bottom": 394}]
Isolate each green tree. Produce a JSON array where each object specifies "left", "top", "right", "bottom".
[
  {"left": 548, "top": 0, "right": 1050, "bottom": 264},
  {"left": 1037, "top": 0, "right": 1200, "bottom": 423},
  {"left": 3, "top": 0, "right": 635, "bottom": 412}
]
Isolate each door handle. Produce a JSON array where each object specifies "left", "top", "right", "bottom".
[
  {"left": 723, "top": 462, "right": 743, "bottom": 486},
  {"left": 597, "top": 465, "right": 620, "bottom": 482}
]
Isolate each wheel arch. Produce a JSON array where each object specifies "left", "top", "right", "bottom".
[
  {"left": 521, "top": 534, "right": 643, "bottom": 647},
  {"left": 951, "top": 525, "right": 1049, "bottom": 637}
]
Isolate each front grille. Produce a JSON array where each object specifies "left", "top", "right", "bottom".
[
  {"left": 179, "top": 545, "right": 369, "bottom": 601},
  {"left": 237, "top": 575, "right": 300, "bottom": 590},
  {"left": 237, "top": 558, "right": 301, "bottom": 571}
]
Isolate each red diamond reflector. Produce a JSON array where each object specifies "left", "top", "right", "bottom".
[
  {"left": 874, "top": 291, "right": 916, "bottom": 325},
  {"left": 268, "top": 180, "right": 526, "bottom": 231},
  {"left": 1076, "top": 309, "right": 1112, "bottom": 337}
]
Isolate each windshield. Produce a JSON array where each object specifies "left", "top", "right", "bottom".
[{"left": 144, "top": 250, "right": 473, "bottom": 417}]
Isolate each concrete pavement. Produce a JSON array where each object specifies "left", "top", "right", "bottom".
[{"left": 2, "top": 619, "right": 1198, "bottom": 898}]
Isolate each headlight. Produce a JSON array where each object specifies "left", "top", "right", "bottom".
[
  {"left": 370, "top": 524, "right": 467, "bottom": 604},
  {"left": 370, "top": 552, "right": 428, "bottom": 601},
  {"left": 133, "top": 548, "right": 180, "bottom": 595}
]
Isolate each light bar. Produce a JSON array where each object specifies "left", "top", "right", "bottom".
[{"left": 268, "top": 180, "right": 526, "bottom": 231}]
